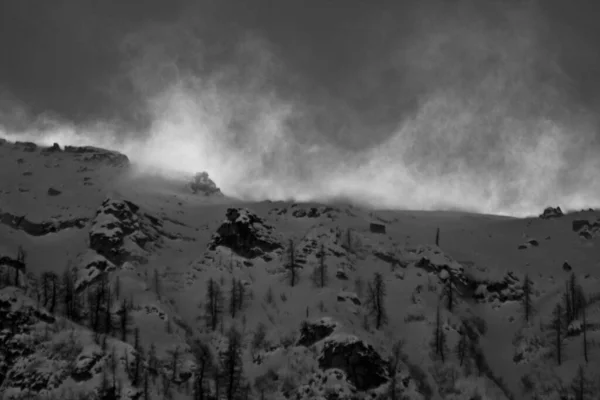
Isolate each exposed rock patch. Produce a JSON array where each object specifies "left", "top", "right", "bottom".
[
  {"left": 0, "top": 211, "right": 88, "bottom": 237},
  {"left": 297, "top": 317, "right": 338, "bottom": 347}
]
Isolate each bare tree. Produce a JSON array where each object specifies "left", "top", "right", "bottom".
[
  {"left": 15, "top": 246, "right": 26, "bottom": 287},
  {"left": 521, "top": 273, "right": 534, "bottom": 323},
  {"left": 580, "top": 291, "right": 589, "bottom": 363},
  {"left": 571, "top": 364, "right": 591, "bottom": 400},
  {"left": 386, "top": 340, "right": 405, "bottom": 400},
  {"left": 286, "top": 239, "right": 298, "bottom": 287},
  {"left": 311, "top": 243, "right": 328, "bottom": 288},
  {"left": 455, "top": 325, "right": 468, "bottom": 367},
  {"left": 191, "top": 339, "right": 213, "bottom": 400},
  {"left": 551, "top": 302, "right": 565, "bottom": 366},
  {"left": 229, "top": 278, "right": 239, "bottom": 318},
  {"left": 442, "top": 269, "right": 455, "bottom": 312},
  {"left": 365, "top": 272, "right": 387, "bottom": 330},
  {"left": 154, "top": 269, "right": 161, "bottom": 299},
  {"left": 119, "top": 298, "right": 131, "bottom": 341},
  {"left": 205, "top": 278, "right": 224, "bottom": 331},
  {"left": 431, "top": 302, "right": 448, "bottom": 362},
  {"left": 222, "top": 327, "right": 244, "bottom": 400}
]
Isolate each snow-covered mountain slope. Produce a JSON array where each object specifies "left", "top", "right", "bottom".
[{"left": 1, "top": 138, "right": 599, "bottom": 400}]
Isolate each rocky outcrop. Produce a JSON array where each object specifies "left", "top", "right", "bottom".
[
  {"left": 317, "top": 334, "right": 390, "bottom": 391},
  {"left": 539, "top": 206, "right": 563, "bottom": 219},
  {"left": 297, "top": 317, "right": 338, "bottom": 347},
  {"left": 270, "top": 203, "right": 339, "bottom": 219},
  {"left": 572, "top": 218, "right": 600, "bottom": 240},
  {"left": 14, "top": 141, "right": 37, "bottom": 152},
  {"left": 208, "top": 208, "right": 282, "bottom": 259},
  {"left": 63, "top": 145, "right": 129, "bottom": 167},
  {"left": 88, "top": 197, "right": 175, "bottom": 266},
  {"left": 190, "top": 171, "right": 222, "bottom": 196},
  {"left": 0, "top": 211, "right": 88, "bottom": 236}
]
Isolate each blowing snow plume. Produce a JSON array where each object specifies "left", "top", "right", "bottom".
[{"left": 1, "top": 0, "right": 600, "bottom": 217}]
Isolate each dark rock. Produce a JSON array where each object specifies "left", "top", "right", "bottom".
[
  {"left": 335, "top": 269, "right": 348, "bottom": 280},
  {"left": 539, "top": 206, "right": 563, "bottom": 219},
  {"left": 336, "top": 292, "right": 361, "bottom": 305},
  {"left": 47, "top": 187, "right": 62, "bottom": 196},
  {"left": 297, "top": 318, "right": 338, "bottom": 347},
  {"left": 369, "top": 223, "right": 386, "bottom": 234},
  {"left": 318, "top": 335, "right": 389, "bottom": 391},
  {"left": 14, "top": 141, "right": 37, "bottom": 152},
  {"left": 190, "top": 171, "right": 222, "bottom": 196},
  {"left": 527, "top": 239, "right": 539, "bottom": 247},
  {"left": 208, "top": 208, "right": 282, "bottom": 259},
  {"left": 563, "top": 261, "right": 572, "bottom": 272}
]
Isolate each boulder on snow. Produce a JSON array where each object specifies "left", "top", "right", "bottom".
[
  {"left": 337, "top": 291, "right": 361, "bottom": 305},
  {"left": 47, "top": 187, "right": 62, "bottom": 196},
  {"left": 190, "top": 171, "right": 222, "bottom": 196},
  {"left": 317, "top": 334, "right": 389, "bottom": 391},
  {"left": 539, "top": 206, "right": 563, "bottom": 219},
  {"left": 208, "top": 208, "right": 282, "bottom": 259}
]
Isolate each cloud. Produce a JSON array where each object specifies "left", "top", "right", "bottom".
[{"left": 1, "top": 0, "right": 599, "bottom": 217}]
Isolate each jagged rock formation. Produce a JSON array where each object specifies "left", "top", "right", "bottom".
[
  {"left": 317, "top": 334, "right": 390, "bottom": 391},
  {"left": 208, "top": 208, "right": 282, "bottom": 259},
  {"left": 189, "top": 171, "right": 222, "bottom": 196},
  {"left": 539, "top": 206, "right": 563, "bottom": 219},
  {"left": 88, "top": 197, "right": 181, "bottom": 267}
]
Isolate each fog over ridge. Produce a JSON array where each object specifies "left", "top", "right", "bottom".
[{"left": 2, "top": 0, "right": 600, "bottom": 217}]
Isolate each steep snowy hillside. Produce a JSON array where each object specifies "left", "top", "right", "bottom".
[{"left": 0, "top": 138, "right": 599, "bottom": 400}]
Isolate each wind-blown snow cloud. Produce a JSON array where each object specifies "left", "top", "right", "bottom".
[{"left": 1, "top": 0, "right": 599, "bottom": 217}]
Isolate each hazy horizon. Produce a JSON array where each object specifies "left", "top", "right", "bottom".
[{"left": 2, "top": 0, "right": 600, "bottom": 217}]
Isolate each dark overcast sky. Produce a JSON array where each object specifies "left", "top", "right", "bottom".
[{"left": 1, "top": 0, "right": 600, "bottom": 137}]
